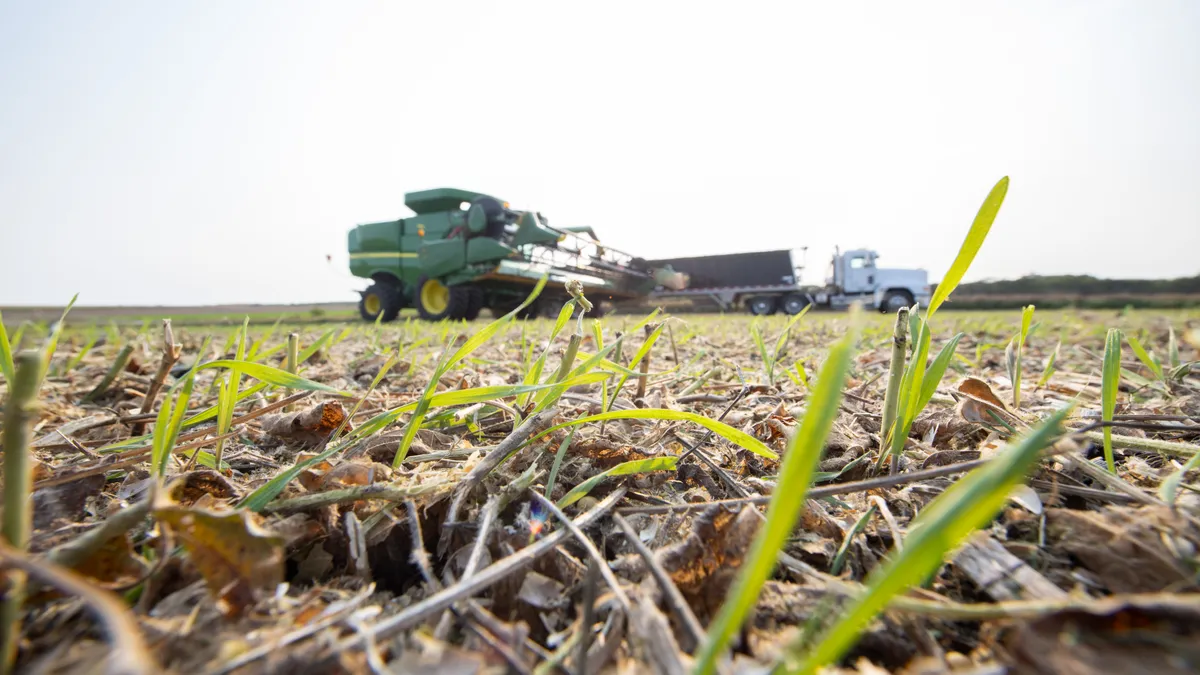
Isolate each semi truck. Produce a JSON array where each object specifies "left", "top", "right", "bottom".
[
  {"left": 644, "top": 247, "right": 931, "bottom": 315},
  {"left": 347, "top": 187, "right": 687, "bottom": 322}
]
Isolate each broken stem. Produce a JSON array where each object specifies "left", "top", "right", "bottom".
[
  {"left": 879, "top": 306, "right": 909, "bottom": 475},
  {"left": 131, "top": 320, "right": 181, "bottom": 436}
]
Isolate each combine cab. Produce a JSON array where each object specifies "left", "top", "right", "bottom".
[{"left": 348, "top": 188, "right": 686, "bottom": 321}]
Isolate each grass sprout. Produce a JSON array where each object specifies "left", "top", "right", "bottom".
[
  {"left": 791, "top": 404, "right": 1072, "bottom": 673},
  {"left": 694, "top": 304, "right": 862, "bottom": 675}
]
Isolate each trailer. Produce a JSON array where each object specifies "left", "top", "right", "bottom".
[{"left": 645, "top": 247, "right": 931, "bottom": 315}]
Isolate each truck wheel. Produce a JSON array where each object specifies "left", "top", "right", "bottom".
[
  {"left": 416, "top": 276, "right": 470, "bottom": 321},
  {"left": 359, "top": 282, "right": 402, "bottom": 322},
  {"left": 748, "top": 296, "right": 777, "bottom": 316},
  {"left": 781, "top": 294, "right": 809, "bottom": 315},
  {"left": 882, "top": 290, "right": 914, "bottom": 314}
]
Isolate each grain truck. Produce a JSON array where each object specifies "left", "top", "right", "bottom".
[
  {"left": 347, "top": 188, "right": 687, "bottom": 321},
  {"left": 645, "top": 247, "right": 931, "bottom": 315}
]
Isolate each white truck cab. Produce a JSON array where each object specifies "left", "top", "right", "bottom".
[{"left": 816, "top": 248, "right": 932, "bottom": 313}]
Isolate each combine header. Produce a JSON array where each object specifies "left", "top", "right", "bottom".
[{"left": 348, "top": 188, "right": 686, "bottom": 321}]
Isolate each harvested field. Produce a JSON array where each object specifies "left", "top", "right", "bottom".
[{"left": 2, "top": 297, "right": 1198, "bottom": 674}]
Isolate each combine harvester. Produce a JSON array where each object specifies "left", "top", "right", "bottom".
[
  {"left": 346, "top": 187, "right": 929, "bottom": 320},
  {"left": 347, "top": 188, "right": 687, "bottom": 321},
  {"left": 642, "top": 247, "right": 931, "bottom": 315}
]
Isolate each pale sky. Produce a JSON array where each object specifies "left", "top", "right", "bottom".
[{"left": 1, "top": 1, "right": 1198, "bottom": 306}]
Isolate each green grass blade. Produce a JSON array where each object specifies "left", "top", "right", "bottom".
[
  {"left": 1159, "top": 451, "right": 1200, "bottom": 505},
  {"left": 1127, "top": 337, "right": 1163, "bottom": 380},
  {"left": 694, "top": 307, "right": 861, "bottom": 675},
  {"left": 545, "top": 429, "right": 576, "bottom": 499},
  {"left": 917, "top": 332, "right": 964, "bottom": 412},
  {"left": 792, "top": 405, "right": 1071, "bottom": 674},
  {"left": 557, "top": 456, "right": 678, "bottom": 508},
  {"left": 446, "top": 275, "right": 548, "bottom": 371},
  {"left": 607, "top": 323, "right": 665, "bottom": 410},
  {"left": 0, "top": 310, "right": 14, "bottom": 385},
  {"left": 518, "top": 299, "right": 575, "bottom": 408},
  {"left": 196, "top": 360, "right": 343, "bottom": 393},
  {"left": 151, "top": 371, "right": 197, "bottom": 478},
  {"left": 773, "top": 303, "right": 812, "bottom": 359},
  {"left": 926, "top": 177, "right": 1009, "bottom": 317},
  {"left": 63, "top": 331, "right": 100, "bottom": 374},
  {"left": 1037, "top": 340, "right": 1061, "bottom": 388},
  {"left": 531, "top": 408, "right": 778, "bottom": 461},
  {"left": 1102, "top": 328, "right": 1123, "bottom": 473},
  {"left": 751, "top": 323, "right": 772, "bottom": 384},
  {"left": 39, "top": 293, "right": 79, "bottom": 383}
]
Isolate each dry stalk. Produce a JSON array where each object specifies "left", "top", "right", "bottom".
[{"left": 131, "top": 319, "right": 181, "bottom": 436}]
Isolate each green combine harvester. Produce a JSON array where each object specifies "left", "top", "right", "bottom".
[{"left": 348, "top": 188, "right": 687, "bottom": 321}]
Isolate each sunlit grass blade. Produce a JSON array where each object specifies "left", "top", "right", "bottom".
[
  {"left": 694, "top": 307, "right": 861, "bottom": 675},
  {"left": 773, "top": 303, "right": 812, "bottom": 359},
  {"left": 38, "top": 294, "right": 78, "bottom": 384},
  {"left": 391, "top": 276, "right": 550, "bottom": 467},
  {"left": 917, "top": 332, "right": 963, "bottom": 412},
  {"left": 1102, "top": 328, "right": 1123, "bottom": 473},
  {"left": 150, "top": 370, "right": 197, "bottom": 478},
  {"left": 556, "top": 456, "right": 678, "bottom": 508},
  {"left": 830, "top": 504, "right": 877, "bottom": 576},
  {"left": 62, "top": 331, "right": 99, "bottom": 374},
  {"left": 791, "top": 405, "right": 1071, "bottom": 674},
  {"left": 545, "top": 429, "right": 576, "bottom": 499},
  {"left": 926, "top": 177, "right": 1009, "bottom": 317},
  {"left": 196, "top": 360, "right": 344, "bottom": 393},
  {"left": 1159, "top": 451, "right": 1200, "bottom": 505},
  {"left": 606, "top": 323, "right": 665, "bottom": 411},
  {"left": 519, "top": 299, "right": 576, "bottom": 408},
  {"left": 0, "top": 310, "right": 14, "bottom": 385},
  {"left": 531, "top": 408, "right": 778, "bottom": 461},
  {"left": 1037, "top": 340, "right": 1061, "bottom": 388},
  {"left": 1127, "top": 336, "right": 1163, "bottom": 381},
  {"left": 752, "top": 322, "right": 771, "bottom": 384}
]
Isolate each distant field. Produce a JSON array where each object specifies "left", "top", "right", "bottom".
[{"left": 0, "top": 302, "right": 359, "bottom": 326}]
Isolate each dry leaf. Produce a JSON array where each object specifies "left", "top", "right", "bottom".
[
  {"left": 72, "top": 534, "right": 149, "bottom": 588},
  {"left": 259, "top": 400, "right": 350, "bottom": 448},
  {"left": 956, "top": 377, "right": 1020, "bottom": 426},
  {"left": 168, "top": 470, "right": 238, "bottom": 507},
  {"left": 154, "top": 504, "right": 285, "bottom": 618}
]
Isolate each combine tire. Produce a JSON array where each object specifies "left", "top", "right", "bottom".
[
  {"left": 359, "top": 281, "right": 402, "bottom": 322},
  {"left": 416, "top": 276, "right": 471, "bottom": 321},
  {"left": 748, "top": 296, "right": 777, "bottom": 316},
  {"left": 464, "top": 287, "right": 484, "bottom": 321},
  {"left": 781, "top": 294, "right": 809, "bottom": 316},
  {"left": 881, "top": 290, "right": 914, "bottom": 314}
]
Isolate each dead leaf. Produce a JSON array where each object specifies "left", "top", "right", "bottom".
[
  {"left": 657, "top": 505, "right": 761, "bottom": 616},
  {"left": 317, "top": 460, "right": 392, "bottom": 490},
  {"left": 72, "top": 533, "right": 149, "bottom": 588},
  {"left": 167, "top": 470, "right": 238, "bottom": 507},
  {"left": 259, "top": 400, "right": 350, "bottom": 448},
  {"left": 154, "top": 504, "right": 285, "bottom": 618},
  {"left": 956, "top": 377, "right": 1021, "bottom": 427}
]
